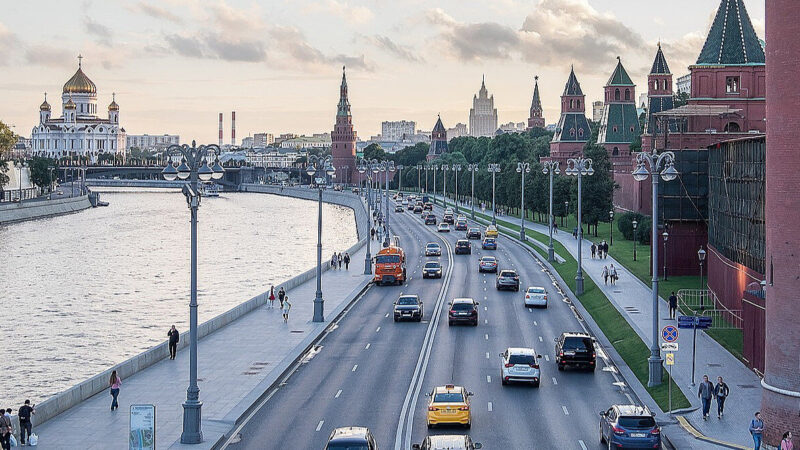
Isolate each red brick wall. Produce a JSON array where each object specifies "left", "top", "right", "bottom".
[
  {"left": 762, "top": 0, "right": 800, "bottom": 445},
  {"left": 706, "top": 245, "right": 764, "bottom": 312}
]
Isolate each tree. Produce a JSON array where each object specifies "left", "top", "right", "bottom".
[
  {"left": 674, "top": 91, "right": 689, "bottom": 108},
  {"left": 28, "top": 157, "right": 58, "bottom": 188},
  {"left": 363, "top": 143, "right": 386, "bottom": 161},
  {"left": 0, "top": 121, "right": 16, "bottom": 197},
  {"left": 576, "top": 143, "right": 617, "bottom": 235}
]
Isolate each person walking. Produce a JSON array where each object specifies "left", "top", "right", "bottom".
[
  {"left": 18, "top": 400, "right": 34, "bottom": 446},
  {"left": 781, "top": 432, "right": 794, "bottom": 450},
  {"left": 282, "top": 296, "right": 292, "bottom": 323},
  {"left": 331, "top": 252, "right": 337, "bottom": 270},
  {"left": 278, "top": 287, "right": 286, "bottom": 309},
  {"left": 268, "top": 285, "right": 276, "bottom": 308},
  {"left": 609, "top": 264, "right": 618, "bottom": 285},
  {"left": 0, "top": 408, "right": 10, "bottom": 450},
  {"left": 572, "top": 227, "right": 578, "bottom": 239},
  {"left": 553, "top": 222, "right": 558, "bottom": 234},
  {"left": 591, "top": 243, "right": 597, "bottom": 259},
  {"left": 698, "top": 375, "right": 714, "bottom": 420},
  {"left": 749, "top": 411, "right": 764, "bottom": 449},
  {"left": 337, "top": 252, "right": 343, "bottom": 269},
  {"left": 602, "top": 266, "right": 609, "bottom": 285},
  {"left": 370, "top": 227, "right": 375, "bottom": 241},
  {"left": 167, "top": 325, "right": 180, "bottom": 360},
  {"left": 601, "top": 241, "right": 608, "bottom": 259},
  {"left": 110, "top": 370, "right": 122, "bottom": 411},
  {"left": 714, "top": 376, "right": 729, "bottom": 419},
  {"left": 344, "top": 252, "right": 350, "bottom": 270},
  {"left": 668, "top": 292, "right": 678, "bottom": 320}
]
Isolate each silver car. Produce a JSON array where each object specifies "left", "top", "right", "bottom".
[
  {"left": 425, "top": 243, "right": 442, "bottom": 256},
  {"left": 500, "top": 347, "right": 542, "bottom": 387}
]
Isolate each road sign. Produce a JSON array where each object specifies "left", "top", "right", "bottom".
[
  {"left": 661, "top": 342, "right": 679, "bottom": 352},
  {"left": 677, "top": 315, "right": 713, "bottom": 330},
  {"left": 661, "top": 325, "right": 679, "bottom": 342},
  {"left": 665, "top": 353, "right": 675, "bottom": 366}
]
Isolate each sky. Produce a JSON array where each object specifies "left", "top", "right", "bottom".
[{"left": 0, "top": 0, "right": 765, "bottom": 144}]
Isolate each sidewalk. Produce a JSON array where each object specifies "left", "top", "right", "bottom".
[
  {"left": 32, "top": 244, "right": 370, "bottom": 449},
  {"left": 482, "top": 209, "right": 760, "bottom": 448}
]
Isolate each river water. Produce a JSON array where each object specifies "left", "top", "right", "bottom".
[{"left": 1, "top": 188, "right": 357, "bottom": 408}]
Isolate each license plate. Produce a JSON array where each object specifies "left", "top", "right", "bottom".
[
  {"left": 459, "top": 312, "right": 470, "bottom": 316},
  {"left": 564, "top": 351, "right": 576, "bottom": 356},
  {"left": 516, "top": 367, "right": 530, "bottom": 372},
  {"left": 442, "top": 410, "right": 457, "bottom": 414},
  {"left": 630, "top": 433, "right": 646, "bottom": 438},
  {"left": 403, "top": 312, "right": 411, "bottom": 315}
]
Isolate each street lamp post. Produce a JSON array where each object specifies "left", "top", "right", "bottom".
[
  {"left": 396, "top": 164, "right": 404, "bottom": 194},
  {"left": 161, "top": 141, "right": 225, "bottom": 444},
  {"left": 632, "top": 147, "right": 679, "bottom": 387},
  {"left": 15, "top": 160, "right": 27, "bottom": 202},
  {"left": 564, "top": 201, "right": 569, "bottom": 227},
  {"left": 424, "top": 165, "right": 429, "bottom": 195},
  {"left": 609, "top": 210, "right": 615, "bottom": 245},
  {"left": 487, "top": 164, "right": 501, "bottom": 225},
  {"left": 416, "top": 164, "right": 422, "bottom": 194},
  {"left": 698, "top": 246, "right": 707, "bottom": 291},
  {"left": 441, "top": 164, "right": 449, "bottom": 208},
  {"left": 466, "top": 164, "right": 478, "bottom": 220},
  {"left": 632, "top": 219, "right": 638, "bottom": 261},
  {"left": 662, "top": 230, "right": 669, "bottom": 281},
  {"left": 542, "top": 161, "right": 560, "bottom": 262},
  {"left": 357, "top": 160, "right": 375, "bottom": 275},
  {"left": 517, "top": 162, "right": 530, "bottom": 241},
  {"left": 566, "top": 157, "right": 594, "bottom": 295},
  {"left": 432, "top": 165, "right": 438, "bottom": 207},
  {"left": 452, "top": 164, "right": 461, "bottom": 214},
  {"left": 306, "top": 154, "right": 336, "bottom": 323},
  {"left": 48, "top": 167, "right": 55, "bottom": 200}
]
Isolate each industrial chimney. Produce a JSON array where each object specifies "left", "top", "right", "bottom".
[
  {"left": 231, "top": 111, "right": 236, "bottom": 146},
  {"left": 218, "top": 113, "right": 223, "bottom": 147}
]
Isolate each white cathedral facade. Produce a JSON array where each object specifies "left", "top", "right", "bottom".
[{"left": 31, "top": 57, "right": 126, "bottom": 162}]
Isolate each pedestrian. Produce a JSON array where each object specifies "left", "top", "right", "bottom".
[
  {"left": 370, "top": 227, "right": 375, "bottom": 240},
  {"left": 0, "top": 408, "right": 10, "bottom": 450},
  {"left": 749, "top": 411, "right": 764, "bottom": 449},
  {"left": 344, "top": 252, "right": 350, "bottom": 270},
  {"left": 110, "top": 370, "right": 122, "bottom": 411},
  {"left": 331, "top": 252, "right": 337, "bottom": 269},
  {"left": 282, "top": 296, "right": 292, "bottom": 323},
  {"left": 168, "top": 325, "right": 179, "bottom": 360},
  {"left": 669, "top": 291, "right": 678, "bottom": 320},
  {"left": 553, "top": 222, "right": 558, "bottom": 234},
  {"left": 278, "top": 287, "right": 286, "bottom": 309},
  {"left": 268, "top": 285, "right": 276, "bottom": 308},
  {"left": 591, "top": 242, "right": 597, "bottom": 259},
  {"left": 698, "top": 375, "right": 714, "bottom": 420},
  {"left": 781, "top": 432, "right": 793, "bottom": 450},
  {"left": 602, "top": 265, "right": 609, "bottom": 285},
  {"left": 18, "top": 400, "right": 34, "bottom": 446},
  {"left": 609, "top": 264, "right": 618, "bottom": 285},
  {"left": 715, "top": 376, "right": 729, "bottom": 419},
  {"left": 601, "top": 240, "right": 608, "bottom": 259},
  {"left": 337, "top": 252, "right": 343, "bottom": 269},
  {"left": 572, "top": 227, "right": 578, "bottom": 239}
]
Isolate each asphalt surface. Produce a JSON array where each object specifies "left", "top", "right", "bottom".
[{"left": 227, "top": 198, "right": 638, "bottom": 450}]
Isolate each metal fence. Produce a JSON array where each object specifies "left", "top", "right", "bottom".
[{"left": 677, "top": 288, "right": 743, "bottom": 330}]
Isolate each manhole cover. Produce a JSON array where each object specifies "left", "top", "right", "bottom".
[
  {"left": 243, "top": 371, "right": 259, "bottom": 375},
  {"left": 707, "top": 363, "right": 722, "bottom": 367},
  {"left": 252, "top": 362, "right": 270, "bottom": 366},
  {"left": 738, "top": 384, "right": 758, "bottom": 389},
  {"left": 291, "top": 330, "right": 304, "bottom": 333}
]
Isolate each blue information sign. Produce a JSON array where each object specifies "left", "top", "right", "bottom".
[
  {"left": 661, "top": 325, "right": 679, "bottom": 342},
  {"left": 677, "top": 315, "right": 713, "bottom": 330}
]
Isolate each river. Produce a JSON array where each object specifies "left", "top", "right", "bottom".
[{"left": 1, "top": 188, "right": 357, "bottom": 408}]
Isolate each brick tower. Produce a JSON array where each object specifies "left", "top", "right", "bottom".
[
  {"left": 549, "top": 66, "right": 591, "bottom": 162},
  {"left": 527, "top": 76, "right": 545, "bottom": 130},
  {"left": 762, "top": 0, "right": 800, "bottom": 445},
  {"left": 331, "top": 66, "right": 357, "bottom": 184},
  {"left": 598, "top": 57, "right": 639, "bottom": 157},
  {"left": 644, "top": 43, "right": 674, "bottom": 135},
  {"left": 427, "top": 115, "right": 447, "bottom": 161}
]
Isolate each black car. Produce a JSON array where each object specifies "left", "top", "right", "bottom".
[
  {"left": 425, "top": 215, "right": 438, "bottom": 225},
  {"left": 394, "top": 295, "right": 424, "bottom": 322},
  {"left": 422, "top": 261, "right": 443, "bottom": 278},
  {"left": 466, "top": 227, "right": 482, "bottom": 240},
  {"left": 326, "top": 427, "right": 378, "bottom": 450},
  {"left": 495, "top": 269, "right": 520, "bottom": 291},
  {"left": 555, "top": 332, "right": 596, "bottom": 371},
  {"left": 448, "top": 298, "right": 479, "bottom": 326},
  {"left": 454, "top": 240, "right": 472, "bottom": 255}
]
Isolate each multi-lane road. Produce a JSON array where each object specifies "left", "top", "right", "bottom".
[{"left": 226, "top": 197, "right": 642, "bottom": 449}]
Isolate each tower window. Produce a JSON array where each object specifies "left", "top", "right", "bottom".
[
  {"left": 612, "top": 147, "right": 619, "bottom": 156},
  {"left": 613, "top": 126, "right": 618, "bottom": 133},
  {"left": 576, "top": 100, "right": 581, "bottom": 108},
  {"left": 578, "top": 128, "right": 584, "bottom": 137},
  {"left": 614, "top": 89, "right": 620, "bottom": 101},
  {"left": 569, "top": 128, "right": 575, "bottom": 137},
  {"left": 625, "top": 89, "right": 631, "bottom": 101},
  {"left": 569, "top": 99, "right": 574, "bottom": 108},
  {"left": 726, "top": 76, "right": 740, "bottom": 93}
]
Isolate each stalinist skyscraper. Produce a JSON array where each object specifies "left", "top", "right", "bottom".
[{"left": 469, "top": 76, "right": 498, "bottom": 137}]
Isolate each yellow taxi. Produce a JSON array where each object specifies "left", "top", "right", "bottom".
[
  {"left": 485, "top": 225, "right": 498, "bottom": 238},
  {"left": 426, "top": 384, "right": 473, "bottom": 428}
]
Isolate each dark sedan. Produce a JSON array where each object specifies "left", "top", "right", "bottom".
[
  {"left": 496, "top": 269, "right": 520, "bottom": 291},
  {"left": 422, "top": 261, "right": 443, "bottom": 279},
  {"left": 394, "top": 295, "right": 424, "bottom": 322}
]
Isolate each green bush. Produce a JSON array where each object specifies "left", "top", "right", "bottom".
[{"left": 617, "top": 212, "right": 651, "bottom": 244}]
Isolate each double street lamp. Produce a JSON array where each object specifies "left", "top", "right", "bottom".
[
  {"left": 431, "top": 164, "right": 439, "bottom": 206},
  {"left": 487, "top": 163, "right": 501, "bottom": 225},
  {"left": 357, "top": 159, "right": 377, "bottom": 275},
  {"left": 698, "top": 246, "right": 707, "bottom": 291},
  {"left": 375, "top": 160, "right": 395, "bottom": 246},
  {"left": 452, "top": 164, "right": 461, "bottom": 214},
  {"left": 441, "top": 164, "right": 449, "bottom": 208},
  {"left": 161, "top": 141, "right": 224, "bottom": 444},
  {"left": 516, "top": 162, "right": 531, "bottom": 241},
  {"left": 396, "top": 164, "right": 405, "bottom": 194},
  {"left": 466, "top": 164, "right": 479, "bottom": 220},
  {"left": 542, "top": 160, "right": 560, "bottom": 262},
  {"left": 662, "top": 230, "right": 669, "bottom": 281},
  {"left": 632, "top": 147, "right": 679, "bottom": 387},
  {"left": 566, "top": 157, "right": 594, "bottom": 295},
  {"left": 15, "top": 160, "right": 27, "bottom": 202},
  {"left": 632, "top": 219, "right": 638, "bottom": 261},
  {"left": 306, "top": 155, "right": 336, "bottom": 323},
  {"left": 416, "top": 164, "right": 423, "bottom": 193}
]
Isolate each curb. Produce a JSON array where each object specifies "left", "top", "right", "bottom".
[{"left": 675, "top": 416, "right": 751, "bottom": 449}]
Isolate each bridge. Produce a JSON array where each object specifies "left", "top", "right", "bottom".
[{"left": 76, "top": 165, "right": 308, "bottom": 188}]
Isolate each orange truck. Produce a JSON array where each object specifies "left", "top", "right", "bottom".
[{"left": 373, "top": 244, "right": 406, "bottom": 285}]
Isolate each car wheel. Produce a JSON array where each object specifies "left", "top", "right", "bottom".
[
  {"left": 600, "top": 427, "right": 606, "bottom": 444},
  {"left": 533, "top": 381, "right": 540, "bottom": 388},
  {"left": 393, "top": 316, "right": 398, "bottom": 322},
  {"left": 607, "top": 439, "right": 612, "bottom": 450},
  {"left": 464, "top": 421, "right": 471, "bottom": 429},
  {"left": 590, "top": 364, "right": 596, "bottom": 372},
  {"left": 448, "top": 321, "right": 453, "bottom": 326},
  {"left": 557, "top": 364, "right": 564, "bottom": 371},
  {"left": 472, "top": 320, "right": 478, "bottom": 326},
  {"left": 427, "top": 422, "right": 432, "bottom": 429}
]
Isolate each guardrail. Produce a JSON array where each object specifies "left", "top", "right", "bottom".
[{"left": 678, "top": 289, "right": 743, "bottom": 330}]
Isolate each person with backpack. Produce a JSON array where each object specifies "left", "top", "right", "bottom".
[
  {"left": 749, "top": 411, "right": 764, "bottom": 449},
  {"left": 18, "top": 400, "right": 34, "bottom": 446},
  {"left": 715, "top": 376, "right": 730, "bottom": 419},
  {"left": 609, "top": 264, "right": 618, "bottom": 285},
  {"left": 278, "top": 287, "right": 286, "bottom": 309},
  {"left": 0, "top": 409, "right": 10, "bottom": 450}
]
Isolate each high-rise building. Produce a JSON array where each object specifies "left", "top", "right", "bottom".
[
  {"left": 549, "top": 67, "right": 591, "bottom": 162},
  {"left": 331, "top": 66, "right": 357, "bottom": 184},
  {"left": 446, "top": 123, "right": 468, "bottom": 139},
  {"left": 254, "top": 133, "right": 274, "bottom": 147},
  {"left": 592, "top": 101, "right": 604, "bottom": 123},
  {"left": 427, "top": 115, "right": 447, "bottom": 161},
  {"left": 469, "top": 76, "right": 498, "bottom": 137},
  {"left": 527, "top": 76, "right": 545, "bottom": 129},
  {"left": 598, "top": 57, "right": 640, "bottom": 158},
  {"left": 381, "top": 120, "right": 416, "bottom": 141},
  {"left": 126, "top": 134, "right": 180, "bottom": 151}
]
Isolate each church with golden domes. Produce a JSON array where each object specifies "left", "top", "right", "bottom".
[{"left": 30, "top": 55, "right": 126, "bottom": 162}]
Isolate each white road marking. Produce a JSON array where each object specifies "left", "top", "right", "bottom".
[
  {"left": 552, "top": 377, "right": 558, "bottom": 385},
  {"left": 335, "top": 390, "right": 342, "bottom": 398},
  {"left": 316, "top": 420, "right": 324, "bottom": 431},
  {"left": 484, "top": 296, "right": 487, "bottom": 300},
  {"left": 544, "top": 355, "right": 550, "bottom": 362},
  {"left": 352, "top": 364, "right": 358, "bottom": 372},
  {"left": 485, "top": 334, "right": 489, "bottom": 340},
  {"left": 484, "top": 319, "right": 488, "bottom": 324},
  {"left": 486, "top": 375, "right": 491, "bottom": 383},
  {"left": 488, "top": 402, "right": 493, "bottom": 412},
  {"left": 533, "top": 320, "right": 538, "bottom": 326},
  {"left": 376, "top": 327, "right": 381, "bottom": 333},
  {"left": 484, "top": 306, "right": 488, "bottom": 311},
  {"left": 562, "top": 405, "right": 569, "bottom": 415},
  {"left": 579, "top": 440, "right": 587, "bottom": 450},
  {"left": 385, "top": 313, "right": 389, "bottom": 318},
  {"left": 539, "top": 336, "right": 543, "bottom": 342},
  {"left": 486, "top": 352, "right": 490, "bottom": 359},
  {"left": 365, "top": 343, "right": 371, "bottom": 350},
  {"left": 528, "top": 308, "right": 533, "bottom": 313}
]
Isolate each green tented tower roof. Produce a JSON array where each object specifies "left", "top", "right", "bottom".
[
  {"left": 606, "top": 57, "right": 634, "bottom": 86},
  {"left": 696, "top": 0, "right": 765, "bottom": 65}
]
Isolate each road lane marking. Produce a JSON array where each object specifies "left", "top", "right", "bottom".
[
  {"left": 579, "top": 440, "right": 587, "bottom": 450},
  {"left": 533, "top": 321, "right": 538, "bottom": 326},
  {"left": 488, "top": 402, "right": 493, "bottom": 412},
  {"left": 365, "top": 343, "right": 371, "bottom": 350},
  {"left": 316, "top": 420, "right": 324, "bottom": 431},
  {"left": 486, "top": 375, "right": 491, "bottom": 383},
  {"left": 385, "top": 313, "right": 389, "bottom": 318},
  {"left": 539, "top": 336, "right": 543, "bottom": 342},
  {"left": 484, "top": 306, "right": 488, "bottom": 311},
  {"left": 486, "top": 352, "right": 490, "bottom": 359},
  {"left": 335, "top": 390, "right": 342, "bottom": 398},
  {"left": 484, "top": 319, "right": 488, "bottom": 324},
  {"left": 562, "top": 405, "right": 569, "bottom": 415},
  {"left": 545, "top": 355, "right": 550, "bottom": 362},
  {"left": 552, "top": 377, "right": 558, "bottom": 385},
  {"left": 485, "top": 334, "right": 489, "bottom": 340},
  {"left": 352, "top": 364, "right": 358, "bottom": 372},
  {"left": 528, "top": 308, "right": 532, "bottom": 313},
  {"left": 376, "top": 326, "right": 381, "bottom": 333}
]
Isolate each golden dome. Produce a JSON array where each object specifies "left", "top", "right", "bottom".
[
  {"left": 64, "top": 97, "right": 76, "bottom": 109},
  {"left": 40, "top": 94, "right": 51, "bottom": 111},
  {"left": 108, "top": 93, "right": 119, "bottom": 111},
  {"left": 63, "top": 58, "right": 97, "bottom": 95}
]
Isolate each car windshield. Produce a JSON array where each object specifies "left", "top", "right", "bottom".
[
  {"left": 618, "top": 416, "right": 656, "bottom": 428},
  {"left": 470, "top": 228, "right": 479, "bottom": 232},
  {"left": 376, "top": 255, "right": 401, "bottom": 264},
  {"left": 452, "top": 302, "right": 474, "bottom": 310},
  {"left": 426, "top": 244, "right": 439, "bottom": 249},
  {"left": 562, "top": 336, "right": 592, "bottom": 351},
  {"left": 484, "top": 238, "right": 495, "bottom": 243},
  {"left": 527, "top": 287, "right": 546, "bottom": 294},
  {"left": 500, "top": 271, "right": 517, "bottom": 277},
  {"left": 457, "top": 241, "right": 469, "bottom": 246},
  {"left": 397, "top": 297, "right": 418, "bottom": 305},
  {"left": 508, "top": 354, "right": 535, "bottom": 365},
  {"left": 481, "top": 257, "right": 496, "bottom": 263},
  {"left": 433, "top": 392, "right": 464, "bottom": 403},
  {"left": 424, "top": 262, "right": 440, "bottom": 269},
  {"left": 326, "top": 444, "right": 369, "bottom": 450}
]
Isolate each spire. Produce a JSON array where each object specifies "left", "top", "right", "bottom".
[
  {"left": 433, "top": 114, "right": 446, "bottom": 133},
  {"left": 530, "top": 76, "right": 542, "bottom": 110},
  {"left": 650, "top": 43, "right": 671, "bottom": 74},
  {"left": 562, "top": 66, "right": 584, "bottom": 96},
  {"left": 479, "top": 75, "right": 488, "bottom": 97},
  {"left": 606, "top": 57, "right": 634, "bottom": 86},
  {"left": 78, "top": 54, "right": 83, "bottom": 68},
  {"left": 696, "top": 0, "right": 765, "bottom": 65},
  {"left": 337, "top": 65, "right": 351, "bottom": 117}
]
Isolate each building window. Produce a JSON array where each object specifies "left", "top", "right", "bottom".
[
  {"left": 726, "top": 76, "right": 740, "bottom": 93},
  {"left": 576, "top": 100, "right": 581, "bottom": 108},
  {"left": 569, "top": 128, "right": 575, "bottom": 137},
  {"left": 613, "top": 126, "right": 618, "bottom": 133},
  {"left": 578, "top": 128, "right": 584, "bottom": 137},
  {"left": 614, "top": 89, "right": 620, "bottom": 101},
  {"left": 612, "top": 147, "right": 619, "bottom": 156},
  {"left": 625, "top": 89, "right": 631, "bottom": 101},
  {"left": 725, "top": 122, "right": 741, "bottom": 132},
  {"left": 569, "top": 99, "right": 574, "bottom": 108}
]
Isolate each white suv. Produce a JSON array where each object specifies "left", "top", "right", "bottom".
[
  {"left": 500, "top": 347, "right": 542, "bottom": 387},
  {"left": 524, "top": 286, "right": 548, "bottom": 307}
]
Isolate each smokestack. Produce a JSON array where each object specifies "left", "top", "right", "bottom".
[
  {"left": 231, "top": 111, "right": 236, "bottom": 146},
  {"left": 218, "top": 113, "right": 223, "bottom": 147}
]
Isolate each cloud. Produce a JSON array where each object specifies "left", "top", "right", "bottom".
[
  {"left": 660, "top": 32, "right": 706, "bottom": 74},
  {"left": 269, "top": 25, "right": 372, "bottom": 71},
  {"left": 164, "top": 34, "right": 205, "bottom": 58},
  {"left": 0, "top": 23, "right": 16, "bottom": 66},
  {"left": 208, "top": 1, "right": 264, "bottom": 35},
  {"left": 356, "top": 34, "right": 424, "bottom": 63},
  {"left": 129, "top": 2, "right": 183, "bottom": 24},
  {"left": 204, "top": 35, "right": 266, "bottom": 62},
  {"left": 83, "top": 15, "right": 114, "bottom": 46},
  {"left": 306, "top": 0, "right": 374, "bottom": 25},
  {"left": 24, "top": 45, "right": 74, "bottom": 68}
]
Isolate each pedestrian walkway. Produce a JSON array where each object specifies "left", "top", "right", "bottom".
[
  {"left": 32, "top": 244, "right": 370, "bottom": 449},
  {"left": 483, "top": 210, "right": 760, "bottom": 448}
]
